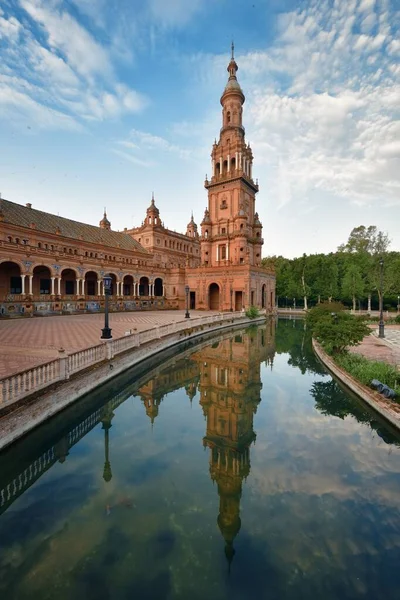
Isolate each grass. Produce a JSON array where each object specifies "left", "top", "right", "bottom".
[{"left": 335, "top": 352, "right": 400, "bottom": 397}]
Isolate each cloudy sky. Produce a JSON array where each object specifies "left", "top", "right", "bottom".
[{"left": 0, "top": 0, "right": 399, "bottom": 258}]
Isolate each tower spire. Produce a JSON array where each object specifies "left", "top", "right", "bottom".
[{"left": 231, "top": 40, "right": 234, "bottom": 60}]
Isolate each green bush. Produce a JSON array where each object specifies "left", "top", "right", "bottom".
[
  {"left": 395, "top": 315, "right": 400, "bottom": 324},
  {"left": 306, "top": 302, "right": 346, "bottom": 330},
  {"left": 245, "top": 306, "right": 260, "bottom": 319},
  {"left": 335, "top": 353, "right": 399, "bottom": 396},
  {"left": 313, "top": 313, "right": 370, "bottom": 355}
]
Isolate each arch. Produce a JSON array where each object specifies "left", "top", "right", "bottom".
[
  {"left": 231, "top": 157, "right": 236, "bottom": 170},
  {"left": 154, "top": 277, "right": 163, "bottom": 297},
  {"left": 227, "top": 111, "right": 231, "bottom": 124},
  {"left": 139, "top": 276, "right": 149, "bottom": 296},
  {"left": 0, "top": 261, "right": 22, "bottom": 296},
  {"left": 60, "top": 268, "right": 77, "bottom": 295},
  {"left": 223, "top": 160, "right": 228, "bottom": 175},
  {"left": 123, "top": 274, "right": 134, "bottom": 296},
  {"left": 85, "top": 270, "right": 98, "bottom": 296},
  {"left": 216, "top": 162, "right": 221, "bottom": 176},
  {"left": 261, "top": 284, "right": 266, "bottom": 309},
  {"left": 33, "top": 265, "right": 52, "bottom": 295},
  {"left": 209, "top": 283, "right": 220, "bottom": 310}
]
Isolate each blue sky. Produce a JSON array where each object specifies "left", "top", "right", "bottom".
[{"left": 0, "top": 0, "right": 399, "bottom": 258}]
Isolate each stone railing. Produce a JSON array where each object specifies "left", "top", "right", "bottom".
[{"left": 0, "top": 311, "right": 251, "bottom": 410}]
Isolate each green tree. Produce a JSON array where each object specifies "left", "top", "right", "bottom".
[{"left": 342, "top": 262, "right": 365, "bottom": 311}]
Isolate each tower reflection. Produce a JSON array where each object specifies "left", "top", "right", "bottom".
[{"left": 191, "top": 323, "right": 275, "bottom": 568}]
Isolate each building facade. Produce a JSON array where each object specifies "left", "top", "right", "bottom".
[{"left": 0, "top": 48, "right": 275, "bottom": 318}]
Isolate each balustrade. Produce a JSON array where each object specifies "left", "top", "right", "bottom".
[{"left": 0, "top": 312, "right": 250, "bottom": 410}]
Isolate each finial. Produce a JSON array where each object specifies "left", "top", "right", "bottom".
[
  {"left": 151, "top": 191, "right": 155, "bottom": 204},
  {"left": 104, "top": 206, "right": 107, "bottom": 216},
  {"left": 231, "top": 40, "right": 234, "bottom": 60}
]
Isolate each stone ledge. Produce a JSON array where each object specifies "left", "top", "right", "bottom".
[{"left": 312, "top": 338, "right": 400, "bottom": 431}]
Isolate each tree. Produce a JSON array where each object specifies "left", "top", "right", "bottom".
[
  {"left": 312, "top": 312, "right": 370, "bottom": 355},
  {"left": 342, "top": 262, "right": 365, "bottom": 311},
  {"left": 338, "top": 225, "right": 390, "bottom": 255}
]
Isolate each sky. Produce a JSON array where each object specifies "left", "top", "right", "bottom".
[{"left": 0, "top": 0, "right": 399, "bottom": 259}]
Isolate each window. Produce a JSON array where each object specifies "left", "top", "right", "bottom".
[
  {"left": 227, "top": 111, "right": 231, "bottom": 123},
  {"left": 221, "top": 227, "right": 226, "bottom": 234},
  {"left": 10, "top": 276, "right": 22, "bottom": 293},
  {"left": 240, "top": 258, "right": 244, "bottom": 264},
  {"left": 220, "top": 245, "right": 226, "bottom": 260},
  {"left": 38, "top": 242, "right": 42, "bottom": 248}
]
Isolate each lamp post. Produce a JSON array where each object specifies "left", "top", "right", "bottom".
[
  {"left": 230, "top": 286, "right": 233, "bottom": 312},
  {"left": 378, "top": 258, "right": 384, "bottom": 339},
  {"left": 101, "top": 273, "right": 112, "bottom": 339},
  {"left": 185, "top": 284, "right": 190, "bottom": 318},
  {"left": 397, "top": 295, "right": 400, "bottom": 313},
  {"left": 293, "top": 297, "right": 296, "bottom": 310}
]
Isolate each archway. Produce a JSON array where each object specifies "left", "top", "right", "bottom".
[
  {"left": 0, "top": 261, "right": 22, "bottom": 297},
  {"left": 261, "top": 284, "right": 266, "bottom": 308},
  {"left": 61, "top": 268, "right": 77, "bottom": 296},
  {"left": 139, "top": 276, "right": 149, "bottom": 296},
  {"left": 209, "top": 283, "right": 220, "bottom": 310},
  {"left": 108, "top": 273, "right": 117, "bottom": 296},
  {"left": 154, "top": 277, "right": 163, "bottom": 297},
  {"left": 33, "top": 265, "right": 51, "bottom": 296},
  {"left": 123, "top": 275, "right": 133, "bottom": 296},
  {"left": 85, "top": 271, "right": 98, "bottom": 296}
]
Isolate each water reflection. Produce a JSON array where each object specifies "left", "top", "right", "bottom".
[{"left": 1, "top": 319, "right": 400, "bottom": 599}]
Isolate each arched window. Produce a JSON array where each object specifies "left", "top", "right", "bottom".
[{"left": 227, "top": 111, "right": 231, "bottom": 123}]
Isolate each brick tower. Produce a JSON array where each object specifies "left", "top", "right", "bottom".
[{"left": 186, "top": 44, "right": 275, "bottom": 311}]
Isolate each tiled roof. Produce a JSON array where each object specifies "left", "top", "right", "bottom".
[{"left": 0, "top": 198, "right": 147, "bottom": 253}]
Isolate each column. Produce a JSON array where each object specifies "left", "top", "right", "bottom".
[
  {"left": 150, "top": 283, "right": 154, "bottom": 297},
  {"left": 97, "top": 280, "right": 101, "bottom": 296},
  {"left": 212, "top": 159, "right": 215, "bottom": 177},
  {"left": 116, "top": 282, "right": 120, "bottom": 296},
  {"left": 162, "top": 284, "right": 165, "bottom": 297},
  {"left": 21, "top": 275, "right": 25, "bottom": 295},
  {"left": 77, "top": 279, "right": 81, "bottom": 296},
  {"left": 220, "top": 155, "right": 223, "bottom": 175},
  {"left": 235, "top": 152, "right": 238, "bottom": 169},
  {"left": 82, "top": 279, "right": 85, "bottom": 296},
  {"left": 249, "top": 162, "right": 252, "bottom": 178},
  {"left": 51, "top": 277, "right": 55, "bottom": 295},
  {"left": 243, "top": 156, "right": 246, "bottom": 174},
  {"left": 57, "top": 277, "right": 61, "bottom": 295},
  {"left": 239, "top": 152, "right": 242, "bottom": 169},
  {"left": 227, "top": 154, "right": 230, "bottom": 172},
  {"left": 226, "top": 243, "right": 229, "bottom": 260},
  {"left": 101, "top": 281, "right": 105, "bottom": 296},
  {"left": 216, "top": 246, "right": 219, "bottom": 262},
  {"left": 29, "top": 275, "right": 33, "bottom": 295}
]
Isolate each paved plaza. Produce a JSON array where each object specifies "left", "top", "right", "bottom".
[
  {"left": 0, "top": 311, "right": 209, "bottom": 378},
  {"left": 351, "top": 325, "right": 400, "bottom": 367}
]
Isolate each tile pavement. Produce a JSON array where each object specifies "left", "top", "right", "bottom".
[
  {"left": 0, "top": 311, "right": 208, "bottom": 378},
  {"left": 350, "top": 325, "right": 400, "bottom": 368}
]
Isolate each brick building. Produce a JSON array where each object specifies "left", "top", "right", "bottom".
[{"left": 0, "top": 47, "right": 275, "bottom": 317}]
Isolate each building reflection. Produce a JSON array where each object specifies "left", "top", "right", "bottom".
[{"left": 191, "top": 323, "right": 275, "bottom": 568}]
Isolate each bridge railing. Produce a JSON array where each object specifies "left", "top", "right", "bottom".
[{"left": 0, "top": 311, "right": 252, "bottom": 410}]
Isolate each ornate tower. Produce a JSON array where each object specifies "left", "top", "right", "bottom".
[
  {"left": 186, "top": 213, "right": 198, "bottom": 238},
  {"left": 144, "top": 193, "right": 160, "bottom": 228},
  {"left": 99, "top": 208, "right": 111, "bottom": 230},
  {"left": 203, "top": 43, "right": 263, "bottom": 269}
]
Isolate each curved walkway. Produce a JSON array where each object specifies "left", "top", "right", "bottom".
[
  {"left": 0, "top": 311, "right": 211, "bottom": 378},
  {"left": 349, "top": 325, "right": 400, "bottom": 368}
]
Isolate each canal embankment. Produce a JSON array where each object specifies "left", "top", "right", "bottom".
[
  {"left": 313, "top": 337, "right": 400, "bottom": 431},
  {"left": 0, "top": 311, "right": 270, "bottom": 450}
]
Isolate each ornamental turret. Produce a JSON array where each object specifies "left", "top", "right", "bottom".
[
  {"left": 186, "top": 212, "right": 198, "bottom": 238},
  {"left": 144, "top": 193, "right": 160, "bottom": 227},
  {"left": 99, "top": 208, "right": 111, "bottom": 230}
]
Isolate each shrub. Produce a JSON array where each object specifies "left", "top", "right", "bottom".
[
  {"left": 245, "top": 306, "right": 260, "bottom": 319},
  {"left": 395, "top": 315, "right": 400, "bottom": 325},
  {"left": 306, "top": 302, "right": 346, "bottom": 330},
  {"left": 336, "top": 353, "right": 399, "bottom": 396},
  {"left": 313, "top": 312, "right": 370, "bottom": 355}
]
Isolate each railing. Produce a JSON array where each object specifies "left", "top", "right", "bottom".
[{"left": 0, "top": 311, "right": 251, "bottom": 410}]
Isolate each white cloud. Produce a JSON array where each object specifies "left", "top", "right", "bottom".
[
  {"left": 0, "top": 1, "right": 147, "bottom": 128},
  {"left": 148, "top": 0, "right": 205, "bottom": 28}
]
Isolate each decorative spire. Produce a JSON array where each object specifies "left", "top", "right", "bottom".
[
  {"left": 231, "top": 40, "right": 234, "bottom": 60},
  {"left": 99, "top": 208, "right": 111, "bottom": 230}
]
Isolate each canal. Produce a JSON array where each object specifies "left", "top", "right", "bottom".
[{"left": 1, "top": 319, "right": 400, "bottom": 599}]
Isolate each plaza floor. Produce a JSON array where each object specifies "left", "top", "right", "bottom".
[
  {"left": 350, "top": 325, "right": 400, "bottom": 367},
  {"left": 0, "top": 311, "right": 209, "bottom": 378}
]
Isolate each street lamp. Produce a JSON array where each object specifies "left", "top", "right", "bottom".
[
  {"left": 101, "top": 273, "right": 112, "bottom": 339},
  {"left": 293, "top": 297, "right": 296, "bottom": 310},
  {"left": 379, "top": 258, "right": 384, "bottom": 339},
  {"left": 230, "top": 286, "right": 233, "bottom": 312},
  {"left": 397, "top": 295, "right": 400, "bottom": 313},
  {"left": 185, "top": 284, "right": 190, "bottom": 318}
]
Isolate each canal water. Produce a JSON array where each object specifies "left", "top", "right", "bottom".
[{"left": 1, "top": 319, "right": 400, "bottom": 600}]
